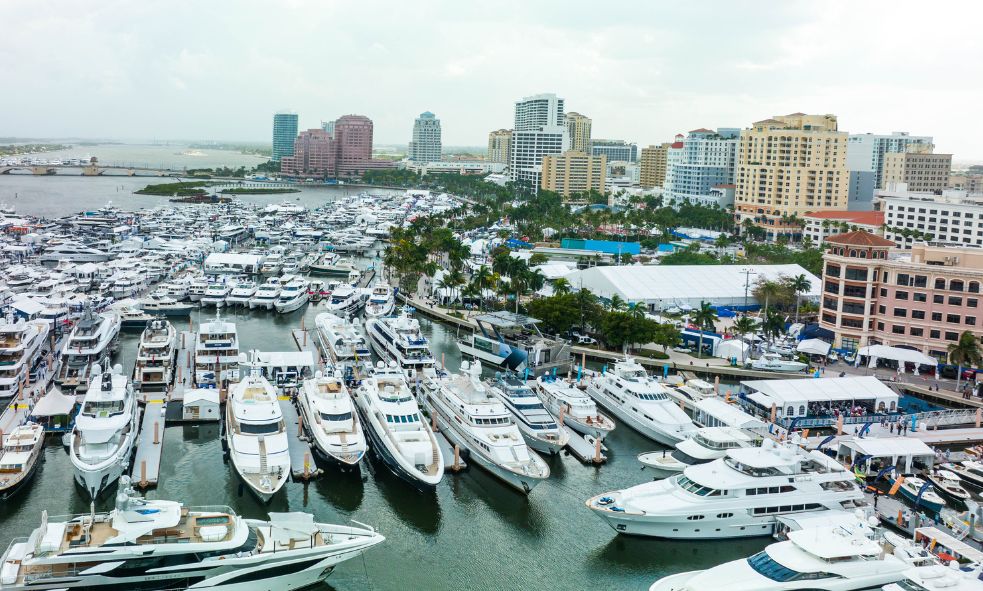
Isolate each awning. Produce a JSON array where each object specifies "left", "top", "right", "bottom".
[
  {"left": 31, "top": 387, "right": 77, "bottom": 416},
  {"left": 797, "top": 339, "right": 831, "bottom": 356},
  {"left": 857, "top": 345, "right": 936, "bottom": 366}
]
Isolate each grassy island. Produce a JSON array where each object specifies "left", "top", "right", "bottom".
[{"left": 135, "top": 181, "right": 211, "bottom": 196}]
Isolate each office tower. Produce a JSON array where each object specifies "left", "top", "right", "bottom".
[
  {"left": 508, "top": 93, "right": 569, "bottom": 191},
  {"left": 408, "top": 111, "right": 442, "bottom": 163},
  {"left": 663, "top": 128, "right": 739, "bottom": 207},
  {"left": 333, "top": 114, "right": 374, "bottom": 177},
  {"left": 590, "top": 139, "right": 638, "bottom": 163},
  {"left": 540, "top": 151, "right": 606, "bottom": 196},
  {"left": 272, "top": 111, "right": 299, "bottom": 163},
  {"left": 882, "top": 145, "right": 952, "bottom": 193},
  {"left": 565, "top": 112, "right": 592, "bottom": 154},
  {"left": 279, "top": 129, "right": 336, "bottom": 176},
  {"left": 487, "top": 129, "right": 512, "bottom": 164},
  {"left": 846, "top": 132, "right": 933, "bottom": 210},
  {"left": 639, "top": 143, "right": 671, "bottom": 189}
]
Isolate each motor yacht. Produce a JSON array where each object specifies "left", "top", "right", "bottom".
[
  {"left": 534, "top": 374, "right": 615, "bottom": 440},
  {"left": 55, "top": 306, "right": 121, "bottom": 393},
  {"left": 307, "top": 279, "right": 326, "bottom": 303},
  {"left": 260, "top": 252, "right": 284, "bottom": 275},
  {"left": 187, "top": 276, "right": 209, "bottom": 302},
  {"left": 638, "top": 427, "right": 761, "bottom": 478},
  {"left": 458, "top": 311, "right": 572, "bottom": 377},
  {"left": 587, "top": 439, "right": 865, "bottom": 539},
  {"left": 321, "top": 283, "right": 364, "bottom": 318},
  {"left": 249, "top": 277, "right": 282, "bottom": 310},
  {"left": 139, "top": 293, "right": 193, "bottom": 317},
  {"left": 224, "top": 367, "right": 291, "bottom": 503},
  {"left": 310, "top": 254, "right": 358, "bottom": 278},
  {"left": 585, "top": 357, "right": 697, "bottom": 446},
  {"left": 314, "top": 313, "right": 371, "bottom": 375},
  {"left": 68, "top": 364, "right": 138, "bottom": 499},
  {"left": 489, "top": 372, "right": 568, "bottom": 455},
  {"left": 750, "top": 352, "right": 809, "bottom": 373},
  {"left": 884, "top": 563, "right": 983, "bottom": 591},
  {"left": 110, "top": 273, "right": 144, "bottom": 300},
  {"left": 423, "top": 362, "right": 549, "bottom": 493},
  {"left": 119, "top": 305, "right": 154, "bottom": 330},
  {"left": 274, "top": 278, "right": 309, "bottom": 314},
  {"left": 0, "top": 422, "right": 45, "bottom": 500},
  {"left": 38, "top": 243, "right": 111, "bottom": 263},
  {"left": 887, "top": 473, "right": 946, "bottom": 513},
  {"left": 671, "top": 378, "right": 718, "bottom": 404},
  {"left": 194, "top": 318, "right": 240, "bottom": 387},
  {"left": 352, "top": 362, "right": 443, "bottom": 488},
  {"left": 298, "top": 370, "right": 367, "bottom": 467},
  {"left": 225, "top": 279, "right": 258, "bottom": 307},
  {"left": 924, "top": 468, "right": 972, "bottom": 507},
  {"left": 365, "top": 309, "right": 436, "bottom": 379},
  {"left": 155, "top": 280, "right": 189, "bottom": 300},
  {"left": 364, "top": 282, "right": 395, "bottom": 318},
  {"left": 0, "top": 476, "right": 385, "bottom": 591},
  {"left": 0, "top": 318, "right": 50, "bottom": 400},
  {"left": 132, "top": 318, "right": 176, "bottom": 391},
  {"left": 200, "top": 282, "right": 231, "bottom": 308}
]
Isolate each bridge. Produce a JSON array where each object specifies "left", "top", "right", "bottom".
[{"left": 0, "top": 164, "right": 182, "bottom": 177}]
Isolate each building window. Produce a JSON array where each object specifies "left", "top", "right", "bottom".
[
  {"left": 876, "top": 322, "right": 885, "bottom": 330},
  {"left": 951, "top": 280, "right": 965, "bottom": 292},
  {"left": 970, "top": 299, "right": 978, "bottom": 308},
  {"left": 911, "top": 328, "right": 924, "bottom": 337},
  {"left": 826, "top": 264, "right": 840, "bottom": 278},
  {"left": 935, "top": 279, "right": 946, "bottom": 289},
  {"left": 824, "top": 281, "right": 840, "bottom": 295},
  {"left": 893, "top": 308, "right": 907, "bottom": 317},
  {"left": 892, "top": 325, "right": 905, "bottom": 334},
  {"left": 822, "top": 313, "right": 836, "bottom": 324},
  {"left": 895, "top": 291, "right": 909, "bottom": 300},
  {"left": 946, "top": 331, "right": 959, "bottom": 341},
  {"left": 931, "top": 330, "right": 941, "bottom": 339},
  {"left": 968, "top": 317, "right": 977, "bottom": 326},
  {"left": 897, "top": 273, "right": 910, "bottom": 286},
  {"left": 844, "top": 268, "right": 868, "bottom": 281},
  {"left": 932, "top": 312, "right": 943, "bottom": 322},
  {"left": 914, "top": 275, "right": 928, "bottom": 288},
  {"left": 947, "top": 314, "right": 961, "bottom": 324},
  {"left": 912, "top": 310, "right": 925, "bottom": 320},
  {"left": 880, "top": 288, "right": 887, "bottom": 297},
  {"left": 878, "top": 305, "right": 886, "bottom": 314},
  {"left": 933, "top": 295, "right": 945, "bottom": 304},
  {"left": 950, "top": 296, "right": 963, "bottom": 306},
  {"left": 914, "top": 293, "right": 927, "bottom": 302},
  {"left": 970, "top": 281, "right": 980, "bottom": 293}
]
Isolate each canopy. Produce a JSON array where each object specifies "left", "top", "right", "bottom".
[
  {"left": 797, "top": 338, "right": 831, "bottom": 356},
  {"left": 31, "top": 386, "right": 77, "bottom": 416},
  {"left": 715, "top": 339, "right": 749, "bottom": 360},
  {"left": 857, "top": 345, "right": 936, "bottom": 366},
  {"left": 268, "top": 512, "right": 318, "bottom": 545}
]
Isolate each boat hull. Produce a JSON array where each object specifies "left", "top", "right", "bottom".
[
  {"left": 352, "top": 403, "right": 437, "bottom": 490},
  {"left": 587, "top": 386, "right": 686, "bottom": 447},
  {"left": 0, "top": 452, "right": 43, "bottom": 501}
]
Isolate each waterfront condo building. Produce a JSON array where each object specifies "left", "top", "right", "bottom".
[
  {"left": 540, "top": 151, "right": 606, "bottom": 196},
  {"left": 735, "top": 113, "right": 848, "bottom": 239},
  {"left": 487, "top": 129, "right": 512, "bottom": 165},
  {"left": 876, "top": 184, "right": 983, "bottom": 248},
  {"left": 279, "top": 129, "right": 336, "bottom": 177},
  {"left": 408, "top": 111, "right": 442, "bottom": 163},
  {"left": 663, "top": 128, "right": 740, "bottom": 207},
  {"left": 819, "top": 231, "right": 983, "bottom": 359},
  {"left": 565, "top": 112, "right": 592, "bottom": 154},
  {"left": 846, "top": 132, "right": 933, "bottom": 210},
  {"left": 639, "top": 143, "right": 671, "bottom": 189},
  {"left": 508, "top": 93, "right": 569, "bottom": 192},
  {"left": 801, "top": 210, "right": 885, "bottom": 247},
  {"left": 881, "top": 145, "right": 952, "bottom": 193},
  {"left": 272, "top": 111, "right": 299, "bottom": 163},
  {"left": 591, "top": 139, "right": 638, "bottom": 163}
]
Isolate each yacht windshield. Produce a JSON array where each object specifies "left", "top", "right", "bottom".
[
  {"left": 82, "top": 400, "right": 124, "bottom": 416},
  {"left": 240, "top": 421, "right": 280, "bottom": 435},
  {"left": 747, "top": 551, "right": 839, "bottom": 582},
  {"left": 320, "top": 412, "right": 352, "bottom": 421}
]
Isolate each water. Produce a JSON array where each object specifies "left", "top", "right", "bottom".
[
  {"left": 0, "top": 172, "right": 765, "bottom": 590},
  {"left": 7, "top": 142, "right": 269, "bottom": 171}
]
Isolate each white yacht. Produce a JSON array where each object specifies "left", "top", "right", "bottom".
[
  {"left": 139, "top": 293, "right": 193, "bottom": 317},
  {"left": 39, "top": 243, "right": 111, "bottom": 263},
  {"left": 365, "top": 309, "right": 436, "bottom": 379},
  {"left": 194, "top": 318, "right": 240, "bottom": 386},
  {"left": 260, "top": 252, "right": 284, "bottom": 275},
  {"left": 132, "top": 318, "right": 176, "bottom": 391},
  {"left": 187, "top": 276, "right": 209, "bottom": 302},
  {"left": 55, "top": 307, "right": 121, "bottom": 393},
  {"left": 638, "top": 427, "right": 760, "bottom": 478},
  {"left": 200, "top": 282, "right": 231, "bottom": 308},
  {"left": 750, "top": 352, "right": 809, "bottom": 373},
  {"left": 155, "top": 280, "right": 189, "bottom": 300},
  {"left": 0, "top": 318, "right": 50, "bottom": 400},
  {"left": 423, "top": 362, "right": 549, "bottom": 494},
  {"left": 671, "top": 378, "right": 718, "bottom": 404},
  {"left": 225, "top": 279, "right": 257, "bottom": 306},
  {"left": 489, "top": 372, "right": 568, "bottom": 455},
  {"left": 650, "top": 520, "right": 936, "bottom": 591},
  {"left": 0, "top": 422, "right": 45, "bottom": 500},
  {"left": 321, "top": 283, "right": 364, "bottom": 318},
  {"left": 224, "top": 368, "right": 291, "bottom": 503},
  {"left": 314, "top": 313, "right": 371, "bottom": 373},
  {"left": 585, "top": 357, "right": 697, "bottom": 446},
  {"left": 587, "top": 439, "right": 865, "bottom": 539},
  {"left": 534, "top": 374, "right": 616, "bottom": 440},
  {"left": 364, "top": 282, "right": 395, "bottom": 318},
  {"left": 249, "top": 277, "right": 282, "bottom": 310},
  {"left": 0, "top": 477, "right": 385, "bottom": 591},
  {"left": 68, "top": 364, "right": 139, "bottom": 499},
  {"left": 352, "top": 363, "right": 443, "bottom": 488},
  {"left": 298, "top": 370, "right": 367, "bottom": 467},
  {"left": 884, "top": 564, "right": 983, "bottom": 591},
  {"left": 274, "top": 278, "right": 309, "bottom": 314}
]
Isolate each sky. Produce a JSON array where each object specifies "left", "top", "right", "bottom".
[{"left": 2, "top": 0, "right": 982, "bottom": 160}]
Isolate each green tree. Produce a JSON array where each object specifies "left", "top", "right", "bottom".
[
  {"left": 653, "top": 323, "right": 681, "bottom": 352},
  {"left": 528, "top": 253, "right": 549, "bottom": 266},
  {"left": 949, "top": 331, "right": 982, "bottom": 392},
  {"left": 608, "top": 294, "right": 628, "bottom": 312},
  {"left": 754, "top": 279, "right": 783, "bottom": 316},
  {"left": 691, "top": 301, "right": 718, "bottom": 358},
  {"left": 789, "top": 273, "right": 812, "bottom": 323},
  {"left": 552, "top": 277, "right": 572, "bottom": 295}
]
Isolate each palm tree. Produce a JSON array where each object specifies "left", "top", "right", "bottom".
[
  {"left": 608, "top": 294, "right": 628, "bottom": 312},
  {"left": 628, "top": 302, "right": 646, "bottom": 320},
  {"left": 949, "top": 331, "right": 982, "bottom": 393},
  {"left": 755, "top": 279, "right": 783, "bottom": 317},
  {"left": 691, "top": 301, "right": 718, "bottom": 358},
  {"left": 732, "top": 315, "right": 757, "bottom": 363},
  {"left": 789, "top": 274, "right": 812, "bottom": 323},
  {"left": 552, "top": 277, "right": 572, "bottom": 295}
]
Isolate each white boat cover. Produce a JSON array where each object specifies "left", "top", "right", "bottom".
[
  {"left": 31, "top": 386, "right": 76, "bottom": 416},
  {"left": 269, "top": 512, "right": 318, "bottom": 545}
]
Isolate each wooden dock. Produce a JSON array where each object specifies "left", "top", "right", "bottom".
[
  {"left": 562, "top": 426, "right": 607, "bottom": 464},
  {"left": 434, "top": 431, "right": 467, "bottom": 472},
  {"left": 356, "top": 269, "right": 376, "bottom": 288},
  {"left": 291, "top": 329, "right": 322, "bottom": 364},
  {"left": 278, "top": 397, "right": 323, "bottom": 481},
  {"left": 132, "top": 402, "right": 167, "bottom": 489}
]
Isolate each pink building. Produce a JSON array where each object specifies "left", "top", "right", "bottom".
[
  {"left": 334, "top": 114, "right": 374, "bottom": 177},
  {"left": 280, "top": 115, "right": 394, "bottom": 178},
  {"left": 820, "top": 230, "right": 983, "bottom": 360},
  {"left": 280, "top": 129, "right": 336, "bottom": 177}
]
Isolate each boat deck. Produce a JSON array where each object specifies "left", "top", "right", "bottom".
[
  {"left": 132, "top": 403, "right": 165, "bottom": 489},
  {"left": 278, "top": 397, "right": 322, "bottom": 481}
]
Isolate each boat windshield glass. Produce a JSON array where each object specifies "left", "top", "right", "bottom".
[
  {"left": 747, "top": 551, "right": 838, "bottom": 582},
  {"left": 239, "top": 421, "right": 280, "bottom": 435},
  {"left": 82, "top": 400, "right": 124, "bottom": 416},
  {"left": 320, "top": 412, "right": 352, "bottom": 421},
  {"left": 676, "top": 475, "right": 725, "bottom": 496}
]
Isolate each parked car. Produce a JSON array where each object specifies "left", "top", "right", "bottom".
[{"left": 568, "top": 330, "right": 597, "bottom": 345}]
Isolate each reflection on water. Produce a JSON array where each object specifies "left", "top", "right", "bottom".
[{"left": 367, "top": 455, "right": 442, "bottom": 535}]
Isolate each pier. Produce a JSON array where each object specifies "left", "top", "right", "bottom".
[
  {"left": 434, "top": 431, "right": 467, "bottom": 472},
  {"left": 131, "top": 402, "right": 167, "bottom": 489},
  {"left": 291, "top": 328, "right": 322, "bottom": 367},
  {"left": 562, "top": 426, "right": 607, "bottom": 464},
  {"left": 278, "top": 397, "right": 323, "bottom": 481}
]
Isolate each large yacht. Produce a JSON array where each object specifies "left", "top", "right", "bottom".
[
  {"left": 0, "top": 422, "right": 45, "bottom": 500},
  {"left": 423, "top": 362, "right": 549, "bottom": 493},
  {"left": 132, "top": 318, "right": 176, "bottom": 391},
  {"left": 225, "top": 279, "right": 258, "bottom": 307},
  {"left": 200, "top": 282, "right": 231, "bottom": 308},
  {"left": 249, "top": 277, "right": 282, "bottom": 310},
  {"left": 638, "top": 426, "right": 761, "bottom": 478},
  {"left": 39, "top": 243, "right": 111, "bottom": 263},
  {"left": 365, "top": 309, "right": 436, "bottom": 379},
  {"left": 587, "top": 439, "right": 865, "bottom": 539},
  {"left": 364, "top": 282, "right": 395, "bottom": 318},
  {"left": 0, "top": 477, "right": 385, "bottom": 591},
  {"left": 55, "top": 306, "right": 121, "bottom": 393},
  {"left": 314, "top": 313, "right": 371, "bottom": 374},
  {"left": 352, "top": 363, "right": 443, "bottom": 489},
  {"left": 489, "top": 372, "right": 568, "bottom": 455},
  {"left": 750, "top": 352, "right": 809, "bottom": 373},
  {"left": 321, "top": 282, "right": 364, "bottom": 318},
  {"left": 224, "top": 368, "right": 291, "bottom": 503},
  {"left": 139, "top": 293, "right": 193, "bottom": 317},
  {"left": 650, "top": 520, "right": 936, "bottom": 591},
  {"left": 884, "top": 564, "right": 983, "bottom": 591},
  {"left": 534, "top": 374, "right": 616, "bottom": 440},
  {"left": 584, "top": 357, "right": 697, "bottom": 446},
  {"left": 274, "top": 278, "right": 309, "bottom": 314},
  {"left": 0, "top": 318, "right": 49, "bottom": 400},
  {"left": 298, "top": 370, "right": 367, "bottom": 467},
  {"left": 187, "top": 276, "right": 209, "bottom": 302},
  {"left": 457, "top": 311, "right": 572, "bottom": 377},
  {"left": 68, "top": 364, "right": 139, "bottom": 499},
  {"left": 194, "top": 318, "right": 240, "bottom": 387}
]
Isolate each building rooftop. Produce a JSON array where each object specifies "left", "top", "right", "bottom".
[
  {"left": 803, "top": 211, "right": 884, "bottom": 226},
  {"left": 825, "top": 230, "right": 895, "bottom": 248}
]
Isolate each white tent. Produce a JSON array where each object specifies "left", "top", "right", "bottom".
[
  {"left": 31, "top": 387, "right": 77, "bottom": 416},
  {"left": 797, "top": 339, "right": 831, "bottom": 356},
  {"left": 715, "top": 339, "right": 749, "bottom": 360},
  {"left": 857, "top": 345, "right": 936, "bottom": 367}
]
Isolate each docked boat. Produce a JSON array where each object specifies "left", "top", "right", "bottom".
[
  {"left": 365, "top": 309, "right": 436, "bottom": 379},
  {"left": 671, "top": 378, "right": 718, "bottom": 404},
  {"left": 187, "top": 276, "right": 209, "bottom": 302},
  {"left": 587, "top": 439, "right": 865, "bottom": 539},
  {"left": 0, "top": 422, "right": 45, "bottom": 500},
  {"left": 534, "top": 374, "right": 615, "bottom": 440},
  {"left": 274, "top": 278, "right": 309, "bottom": 314},
  {"left": 584, "top": 357, "right": 697, "bottom": 446},
  {"left": 489, "top": 372, "right": 568, "bottom": 455},
  {"left": 38, "top": 243, "right": 111, "bottom": 263},
  {"left": 249, "top": 277, "right": 282, "bottom": 310},
  {"left": 458, "top": 311, "right": 572, "bottom": 377},
  {"left": 139, "top": 293, "right": 193, "bottom": 317},
  {"left": 352, "top": 362, "right": 443, "bottom": 489},
  {"left": 314, "top": 313, "right": 371, "bottom": 374},
  {"left": 423, "top": 362, "right": 549, "bottom": 493},
  {"left": 224, "top": 367, "right": 291, "bottom": 503},
  {"left": 321, "top": 283, "right": 364, "bottom": 318},
  {"left": 225, "top": 279, "right": 258, "bottom": 307},
  {"left": 0, "top": 318, "right": 50, "bottom": 400},
  {"left": 310, "top": 253, "right": 358, "bottom": 277},
  {"left": 55, "top": 306, "right": 121, "bottom": 393},
  {"left": 924, "top": 468, "right": 972, "bottom": 508},
  {"left": 298, "top": 370, "right": 367, "bottom": 467},
  {"left": 200, "top": 282, "right": 231, "bottom": 308},
  {"left": 308, "top": 278, "right": 326, "bottom": 303},
  {"left": 949, "top": 461, "right": 983, "bottom": 490},
  {"left": 119, "top": 306, "right": 154, "bottom": 330},
  {"left": 194, "top": 318, "right": 240, "bottom": 387},
  {"left": 364, "top": 282, "right": 395, "bottom": 318},
  {"left": 884, "top": 564, "right": 983, "bottom": 591},
  {"left": 750, "top": 352, "right": 809, "bottom": 373},
  {"left": 638, "top": 426, "right": 760, "bottom": 478},
  {"left": 888, "top": 474, "right": 946, "bottom": 513},
  {"left": 68, "top": 364, "right": 139, "bottom": 499},
  {"left": 132, "top": 318, "right": 176, "bottom": 391},
  {"left": 0, "top": 476, "right": 385, "bottom": 591}
]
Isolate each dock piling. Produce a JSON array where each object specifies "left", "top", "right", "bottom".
[
  {"left": 453, "top": 444, "right": 460, "bottom": 471},
  {"left": 593, "top": 437, "right": 602, "bottom": 464}
]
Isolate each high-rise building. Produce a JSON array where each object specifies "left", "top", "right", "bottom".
[
  {"left": 334, "top": 114, "right": 375, "bottom": 177},
  {"left": 508, "top": 93, "right": 569, "bottom": 191},
  {"left": 279, "top": 129, "right": 336, "bottom": 177},
  {"left": 877, "top": 185, "right": 983, "bottom": 248},
  {"left": 487, "top": 129, "right": 512, "bottom": 164},
  {"left": 735, "top": 113, "right": 848, "bottom": 238},
  {"left": 846, "top": 132, "right": 933, "bottom": 210},
  {"left": 882, "top": 146, "right": 952, "bottom": 193},
  {"left": 272, "top": 111, "right": 299, "bottom": 163},
  {"left": 540, "top": 151, "right": 606, "bottom": 196},
  {"left": 408, "top": 111, "right": 442, "bottom": 163},
  {"left": 280, "top": 114, "right": 393, "bottom": 178},
  {"left": 591, "top": 139, "right": 637, "bottom": 163},
  {"left": 565, "top": 112, "right": 592, "bottom": 154},
  {"left": 639, "top": 143, "right": 671, "bottom": 189},
  {"left": 662, "top": 128, "right": 739, "bottom": 207}
]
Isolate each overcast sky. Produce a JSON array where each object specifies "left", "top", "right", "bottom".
[{"left": 3, "top": 1, "right": 982, "bottom": 159}]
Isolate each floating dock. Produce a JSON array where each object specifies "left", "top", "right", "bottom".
[
  {"left": 563, "top": 426, "right": 607, "bottom": 464},
  {"left": 291, "top": 329, "right": 323, "bottom": 365},
  {"left": 132, "top": 402, "right": 167, "bottom": 489},
  {"left": 435, "top": 431, "right": 467, "bottom": 472},
  {"left": 278, "top": 397, "right": 323, "bottom": 481}
]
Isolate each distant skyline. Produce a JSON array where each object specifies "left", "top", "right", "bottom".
[{"left": 3, "top": 1, "right": 982, "bottom": 159}]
